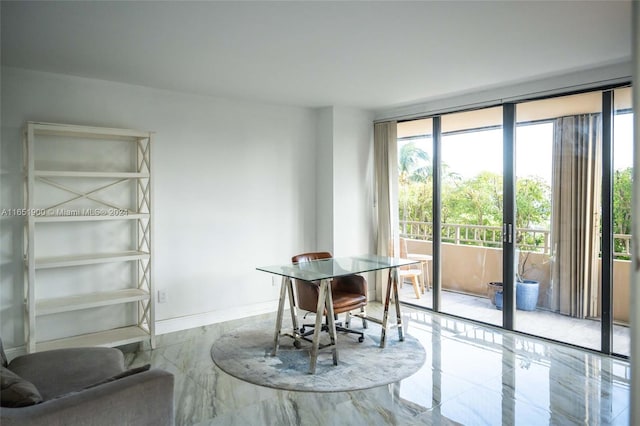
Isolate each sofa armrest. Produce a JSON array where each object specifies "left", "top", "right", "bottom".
[{"left": 1, "top": 369, "right": 174, "bottom": 426}]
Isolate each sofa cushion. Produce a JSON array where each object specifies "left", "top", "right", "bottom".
[
  {"left": 0, "top": 366, "right": 43, "bottom": 407},
  {"left": 0, "top": 338, "right": 8, "bottom": 367},
  {"left": 8, "top": 347, "right": 125, "bottom": 401}
]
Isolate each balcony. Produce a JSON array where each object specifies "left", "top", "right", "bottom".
[{"left": 398, "top": 221, "right": 631, "bottom": 355}]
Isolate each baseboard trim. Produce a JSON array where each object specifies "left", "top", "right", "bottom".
[
  {"left": 5, "top": 346, "right": 26, "bottom": 361},
  {"left": 155, "top": 300, "right": 278, "bottom": 335}
]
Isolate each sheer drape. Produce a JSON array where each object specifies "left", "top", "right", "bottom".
[
  {"left": 374, "top": 121, "right": 398, "bottom": 298},
  {"left": 550, "top": 114, "right": 602, "bottom": 318}
]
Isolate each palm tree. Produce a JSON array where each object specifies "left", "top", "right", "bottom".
[
  {"left": 398, "top": 142, "right": 431, "bottom": 231},
  {"left": 399, "top": 142, "right": 431, "bottom": 184}
]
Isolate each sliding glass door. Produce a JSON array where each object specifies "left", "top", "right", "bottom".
[
  {"left": 613, "top": 87, "right": 632, "bottom": 356},
  {"left": 514, "top": 92, "right": 603, "bottom": 350},
  {"left": 394, "top": 84, "right": 632, "bottom": 356}
]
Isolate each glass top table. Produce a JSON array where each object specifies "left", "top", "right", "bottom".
[
  {"left": 257, "top": 254, "right": 418, "bottom": 282},
  {"left": 257, "top": 254, "right": 420, "bottom": 374}
]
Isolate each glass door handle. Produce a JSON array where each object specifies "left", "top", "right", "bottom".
[{"left": 503, "top": 223, "right": 513, "bottom": 244}]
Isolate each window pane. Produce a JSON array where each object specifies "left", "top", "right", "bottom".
[
  {"left": 397, "top": 118, "right": 434, "bottom": 309},
  {"left": 439, "top": 107, "right": 503, "bottom": 326}
]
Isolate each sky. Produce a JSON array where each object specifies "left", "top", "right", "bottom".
[{"left": 403, "top": 114, "right": 634, "bottom": 182}]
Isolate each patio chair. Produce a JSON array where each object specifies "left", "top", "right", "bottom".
[{"left": 399, "top": 237, "right": 424, "bottom": 298}]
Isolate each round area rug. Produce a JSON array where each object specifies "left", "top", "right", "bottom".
[{"left": 210, "top": 322, "right": 426, "bottom": 392}]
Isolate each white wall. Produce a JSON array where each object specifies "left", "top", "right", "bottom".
[
  {"left": 0, "top": 67, "right": 325, "bottom": 345},
  {"left": 332, "top": 107, "right": 375, "bottom": 257},
  {"left": 313, "top": 107, "right": 375, "bottom": 257},
  {"left": 310, "top": 106, "right": 376, "bottom": 296},
  {"left": 315, "top": 107, "right": 334, "bottom": 253}
]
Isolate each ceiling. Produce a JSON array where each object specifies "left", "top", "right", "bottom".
[{"left": 1, "top": 1, "right": 632, "bottom": 110}]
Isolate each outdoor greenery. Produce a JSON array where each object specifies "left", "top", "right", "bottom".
[
  {"left": 614, "top": 167, "right": 633, "bottom": 257},
  {"left": 614, "top": 168, "right": 633, "bottom": 235},
  {"left": 399, "top": 142, "right": 633, "bottom": 255}
]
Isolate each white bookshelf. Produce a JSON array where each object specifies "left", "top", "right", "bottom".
[
  {"left": 23, "top": 121, "right": 155, "bottom": 353},
  {"left": 34, "top": 251, "right": 150, "bottom": 269},
  {"left": 36, "top": 289, "right": 151, "bottom": 315},
  {"left": 35, "top": 327, "right": 151, "bottom": 352}
]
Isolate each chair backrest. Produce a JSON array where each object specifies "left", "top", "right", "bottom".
[
  {"left": 399, "top": 237, "right": 420, "bottom": 272},
  {"left": 291, "top": 252, "right": 332, "bottom": 264},
  {"left": 291, "top": 252, "right": 332, "bottom": 312},
  {"left": 399, "top": 237, "right": 409, "bottom": 258}
]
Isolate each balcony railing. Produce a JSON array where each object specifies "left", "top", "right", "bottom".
[{"left": 399, "top": 221, "right": 632, "bottom": 258}]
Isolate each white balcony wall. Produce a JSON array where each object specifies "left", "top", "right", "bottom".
[
  {"left": 1, "top": 67, "right": 371, "bottom": 345},
  {"left": 405, "top": 238, "right": 632, "bottom": 324}
]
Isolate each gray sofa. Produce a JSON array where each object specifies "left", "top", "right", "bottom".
[{"left": 1, "top": 340, "right": 174, "bottom": 426}]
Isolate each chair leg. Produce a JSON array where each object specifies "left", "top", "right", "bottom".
[
  {"left": 411, "top": 276, "right": 421, "bottom": 299},
  {"left": 334, "top": 322, "right": 364, "bottom": 342},
  {"left": 299, "top": 313, "right": 365, "bottom": 343},
  {"left": 360, "top": 306, "right": 367, "bottom": 329}
]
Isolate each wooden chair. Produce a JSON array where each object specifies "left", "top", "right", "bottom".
[
  {"left": 399, "top": 237, "right": 424, "bottom": 298},
  {"left": 403, "top": 239, "right": 432, "bottom": 292}
]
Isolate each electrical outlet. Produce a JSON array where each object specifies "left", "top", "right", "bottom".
[{"left": 157, "top": 290, "right": 167, "bottom": 303}]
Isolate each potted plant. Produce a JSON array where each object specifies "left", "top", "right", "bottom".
[
  {"left": 515, "top": 251, "right": 540, "bottom": 311},
  {"left": 486, "top": 250, "right": 540, "bottom": 311},
  {"left": 487, "top": 281, "right": 503, "bottom": 307}
]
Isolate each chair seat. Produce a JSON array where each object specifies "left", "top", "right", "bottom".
[
  {"left": 399, "top": 268, "right": 422, "bottom": 276},
  {"left": 332, "top": 291, "right": 367, "bottom": 312},
  {"left": 398, "top": 267, "right": 423, "bottom": 299}
]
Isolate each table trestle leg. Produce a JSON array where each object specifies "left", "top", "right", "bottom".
[
  {"left": 380, "top": 268, "right": 393, "bottom": 348},
  {"left": 308, "top": 279, "right": 328, "bottom": 374},
  {"left": 323, "top": 279, "right": 339, "bottom": 366},
  {"left": 392, "top": 267, "right": 404, "bottom": 342},
  {"left": 272, "top": 275, "right": 290, "bottom": 356},
  {"left": 285, "top": 277, "right": 301, "bottom": 347}
]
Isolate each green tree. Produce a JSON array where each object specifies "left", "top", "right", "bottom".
[
  {"left": 516, "top": 176, "right": 551, "bottom": 228},
  {"left": 399, "top": 142, "right": 431, "bottom": 225},
  {"left": 613, "top": 167, "right": 632, "bottom": 235},
  {"left": 445, "top": 171, "right": 503, "bottom": 227},
  {"left": 515, "top": 176, "right": 551, "bottom": 249},
  {"left": 399, "top": 142, "right": 430, "bottom": 184},
  {"left": 399, "top": 181, "right": 433, "bottom": 223},
  {"left": 398, "top": 150, "right": 634, "bottom": 261},
  {"left": 613, "top": 167, "right": 633, "bottom": 257},
  {"left": 399, "top": 164, "right": 554, "bottom": 248}
]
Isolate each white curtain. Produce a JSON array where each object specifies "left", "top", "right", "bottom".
[
  {"left": 374, "top": 121, "right": 398, "bottom": 299},
  {"left": 550, "top": 114, "right": 602, "bottom": 318}
]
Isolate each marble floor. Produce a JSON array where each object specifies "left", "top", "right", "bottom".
[{"left": 125, "top": 303, "right": 631, "bottom": 425}]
